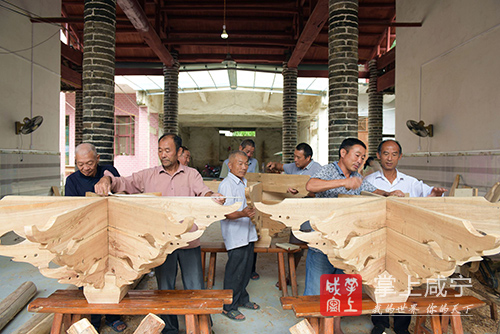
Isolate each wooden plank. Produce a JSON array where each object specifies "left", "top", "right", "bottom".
[
  {"left": 60, "top": 42, "right": 83, "bottom": 66},
  {"left": 485, "top": 182, "right": 500, "bottom": 202},
  {"left": 246, "top": 173, "right": 310, "bottom": 195},
  {"left": 376, "top": 67, "right": 395, "bottom": 92},
  {"left": 289, "top": 319, "right": 315, "bottom": 334},
  {"left": 449, "top": 174, "right": 461, "bottom": 197},
  {"left": 60, "top": 64, "right": 82, "bottom": 89},
  {"left": 66, "top": 318, "right": 98, "bottom": 334},
  {"left": 133, "top": 313, "right": 165, "bottom": 334},
  {"left": 0, "top": 282, "right": 37, "bottom": 331}
]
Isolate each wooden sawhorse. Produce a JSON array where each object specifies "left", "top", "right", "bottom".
[
  {"left": 281, "top": 289, "right": 485, "bottom": 334},
  {"left": 28, "top": 289, "right": 232, "bottom": 334},
  {"left": 201, "top": 242, "right": 303, "bottom": 297}
]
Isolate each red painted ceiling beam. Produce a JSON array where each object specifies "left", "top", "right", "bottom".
[
  {"left": 287, "top": 0, "right": 328, "bottom": 68},
  {"left": 116, "top": 0, "right": 174, "bottom": 66}
]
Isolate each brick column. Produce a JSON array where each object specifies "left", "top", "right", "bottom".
[
  {"left": 74, "top": 89, "right": 83, "bottom": 146},
  {"left": 163, "top": 51, "right": 180, "bottom": 134},
  {"left": 282, "top": 64, "right": 298, "bottom": 163},
  {"left": 328, "top": 0, "right": 359, "bottom": 161},
  {"left": 82, "top": 0, "right": 116, "bottom": 165},
  {"left": 368, "top": 59, "right": 383, "bottom": 157}
]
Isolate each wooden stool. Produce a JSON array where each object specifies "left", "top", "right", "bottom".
[
  {"left": 281, "top": 289, "right": 485, "bottom": 334},
  {"left": 201, "top": 242, "right": 301, "bottom": 297},
  {"left": 28, "top": 289, "right": 232, "bottom": 334}
]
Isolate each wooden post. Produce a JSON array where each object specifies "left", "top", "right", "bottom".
[
  {"left": 0, "top": 281, "right": 37, "bottom": 331},
  {"left": 11, "top": 313, "right": 54, "bottom": 334}
]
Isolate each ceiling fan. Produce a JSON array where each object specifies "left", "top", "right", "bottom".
[
  {"left": 406, "top": 120, "right": 433, "bottom": 137},
  {"left": 15, "top": 116, "right": 43, "bottom": 135}
]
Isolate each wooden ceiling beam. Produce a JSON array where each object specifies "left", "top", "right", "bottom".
[
  {"left": 160, "top": 1, "right": 296, "bottom": 9},
  {"left": 287, "top": 0, "right": 328, "bottom": 68},
  {"left": 162, "top": 7, "right": 297, "bottom": 14},
  {"left": 61, "top": 42, "right": 83, "bottom": 66},
  {"left": 160, "top": 38, "right": 295, "bottom": 47},
  {"left": 117, "top": 0, "right": 174, "bottom": 66}
]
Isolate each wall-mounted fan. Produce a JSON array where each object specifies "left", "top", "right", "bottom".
[
  {"left": 15, "top": 116, "right": 43, "bottom": 135},
  {"left": 406, "top": 120, "right": 433, "bottom": 137}
]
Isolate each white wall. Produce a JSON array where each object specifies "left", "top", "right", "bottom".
[
  {"left": 395, "top": 0, "right": 500, "bottom": 193},
  {"left": 0, "top": 0, "right": 61, "bottom": 196}
]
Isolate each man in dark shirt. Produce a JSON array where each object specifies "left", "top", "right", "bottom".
[
  {"left": 65, "top": 143, "right": 120, "bottom": 196},
  {"left": 64, "top": 143, "right": 126, "bottom": 332}
]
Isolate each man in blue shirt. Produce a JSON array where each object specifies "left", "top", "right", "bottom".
[
  {"left": 305, "top": 138, "right": 402, "bottom": 334},
  {"left": 218, "top": 151, "right": 260, "bottom": 322},
  {"left": 220, "top": 139, "right": 259, "bottom": 178},
  {"left": 365, "top": 139, "right": 446, "bottom": 334},
  {"left": 64, "top": 143, "right": 125, "bottom": 332}
]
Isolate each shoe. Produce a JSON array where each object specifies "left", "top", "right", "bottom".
[
  {"left": 371, "top": 324, "right": 387, "bottom": 334},
  {"left": 250, "top": 272, "right": 260, "bottom": 280},
  {"left": 275, "top": 278, "right": 291, "bottom": 288},
  {"left": 239, "top": 301, "right": 260, "bottom": 310},
  {"left": 222, "top": 309, "right": 245, "bottom": 321}
]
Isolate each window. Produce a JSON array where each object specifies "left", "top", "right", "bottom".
[{"left": 114, "top": 115, "right": 135, "bottom": 155}]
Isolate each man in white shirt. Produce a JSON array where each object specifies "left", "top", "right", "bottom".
[{"left": 364, "top": 139, "right": 447, "bottom": 334}]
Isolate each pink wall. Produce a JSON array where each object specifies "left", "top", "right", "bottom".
[{"left": 63, "top": 93, "right": 159, "bottom": 178}]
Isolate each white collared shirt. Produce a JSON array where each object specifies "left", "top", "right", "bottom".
[{"left": 364, "top": 169, "right": 433, "bottom": 198}]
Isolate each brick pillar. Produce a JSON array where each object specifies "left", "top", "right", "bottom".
[
  {"left": 163, "top": 51, "right": 180, "bottom": 134},
  {"left": 74, "top": 89, "right": 83, "bottom": 146},
  {"left": 368, "top": 59, "right": 383, "bottom": 157},
  {"left": 328, "top": 0, "right": 359, "bottom": 161},
  {"left": 282, "top": 64, "right": 298, "bottom": 163},
  {"left": 82, "top": 0, "right": 116, "bottom": 165}
]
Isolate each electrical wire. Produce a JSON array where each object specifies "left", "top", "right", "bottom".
[{"left": 0, "top": 0, "right": 83, "bottom": 52}]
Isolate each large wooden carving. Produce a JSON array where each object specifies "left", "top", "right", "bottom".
[
  {"left": 254, "top": 196, "right": 500, "bottom": 302},
  {"left": 0, "top": 196, "right": 238, "bottom": 303}
]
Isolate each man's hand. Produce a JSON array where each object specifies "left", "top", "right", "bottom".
[
  {"left": 430, "top": 187, "right": 447, "bottom": 197},
  {"left": 388, "top": 190, "right": 406, "bottom": 197},
  {"left": 266, "top": 161, "right": 280, "bottom": 173},
  {"left": 94, "top": 176, "right": 112, "bottom": 196},
  {"left": 207, "top": 191, "right": 225, "bottom": 204},
  {"left": 287, "top": 187, "right": 299, "bottom": 195},
  {"left": 343, "top": 177, "right": 363, "bottom": 190},
  {"left": 241, "top": 206, "right": 256, "bottom": 218}
]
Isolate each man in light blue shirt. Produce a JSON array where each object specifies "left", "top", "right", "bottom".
[
  {"left": 365, "top": 139, "right": 447, "bottom": 334},
  {"left": 364, "top": 139, "right": 447, "bottom": 198},
  {"left": 266, "top": 142, "right": 322, "bottom": 195},
  {"left": 218, "top": 151, "right": 260, "bottom": 321},
  {"left": 220, "top": 139, "right": 259, "bottom": 178}
]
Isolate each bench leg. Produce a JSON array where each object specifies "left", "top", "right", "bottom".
[
  {"left": 207, "top": 253, "right": 217, "bottom": 289},
  {"left": 185, "top": 314, "right": 199, "bottom": 334},
  {"left": 307, "top": 317, "right": 319, "bottom": 334},
  {"left": 277, "top": 253, "right": 288, "bottom": 297},
  {"left": 199, "top": 315, "right": 211, "bottom": 334},
  {"left": 288, "top": 252, "right": 298, "bottom": 296},
  {"left": 319, "top": 317, "right": 334, "bottom": 334},
  {"left": 430, "top": 315, "right": 443, "bottom": 334},
  {"left": 441, "top": 314, "right": 450, "bottom": 332},
  {"left": 450, "top": 313, "right": 464, "bottom": 334},
  {"left": 51, "top": 313, "right": 64, "bottom": 334},
  {"left": 61, "top": 314, "right": 73, "bottom": 333},
  {"left": 415, "top": 315, "right": 432, "bottom": 334}
]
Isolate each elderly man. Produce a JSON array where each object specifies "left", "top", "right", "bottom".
[
  {"left": 305, "top": 138, "right": 403, "bottom": 334},
  {"left": 218, "top": 151, "right": 260, "bottom": 321},
  {"left": 220, "top": 139, "right": 259, "bottom": 178},
  {"left": 178, "top": 146, "right": 191, "bottom": 166},
  {"left": 65, "top": 143, "right": 126, "bottom": 332},
  {"left": 365, "top": 139, "right": 447, "bottom": 334},
  {"left": 94, "top": 133, "right": 222, "bottom": 334}
]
